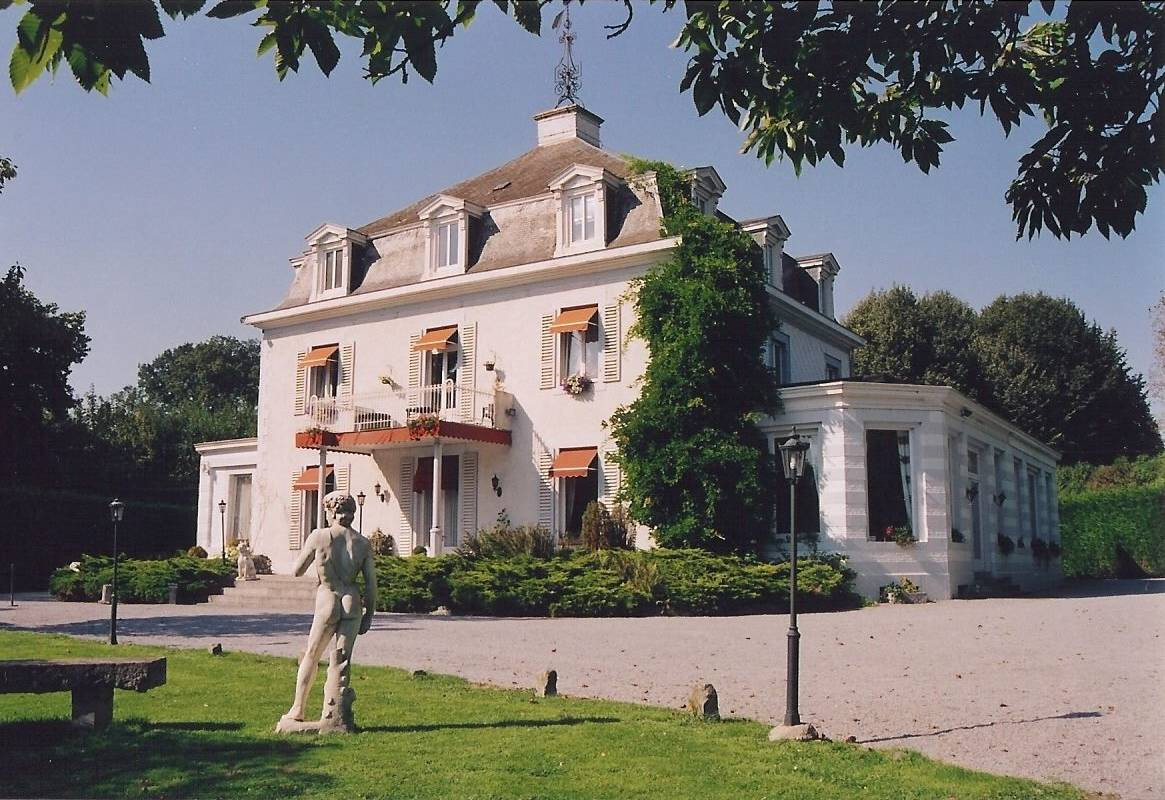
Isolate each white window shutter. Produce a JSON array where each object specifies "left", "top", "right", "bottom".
[
  {"left": 537, "top": 449, "right": 554, "bottom": 531},
  {"left": 460, "top": 452, "right": 479, "bottom": 541},
  {"left": 459, "top": 322, "right": 476, "bottom": 422},
  {"left": 398, "top": 458, "right": 414, "bottom": 554},
  {"left": 294, "top": 349, "right": 308, "bottom": 415},
  {"left": 336, "top": 464, "right": 350, "bottom": 495},
  {"left": 599, "top": 450, "right": 622, "bottom": 508},
  {"left": 289, "top": 472, "right": 303, "bottom": 550},
  {"left": 407, "top": 333, "right": 421, "bottom": 406},
  {"left": 539, "top": 314, "right": 555, "bottom": 389},
  {"left": 338, "top": 343, "right": 355, "bottom": 398},
  {"left": 602, "top": 303, "right": 621, "bottom": 383}
]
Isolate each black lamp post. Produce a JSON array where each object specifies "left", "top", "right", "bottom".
[
  {"left": 218, "top": 499, "right": 227, "bottom": 562},
  {"left": 778, "top": 429, "right": 810, "bottom": 727},
  {"left": 356, "top": 491, "right": 366, "bottom": 535},
  {"left": 108, "top": 499, "right": 124, "bottom": 646}
]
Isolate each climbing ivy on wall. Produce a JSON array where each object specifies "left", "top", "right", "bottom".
[{"left": 608, "top": 158, "right": 780, "bottom": 554}]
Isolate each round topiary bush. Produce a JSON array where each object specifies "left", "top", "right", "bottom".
[{"left": 187, "top": 545, "right": 208, "bottom": 559}]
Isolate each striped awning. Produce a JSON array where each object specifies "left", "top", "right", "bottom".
[
  {"left": 549, "top": 305, "right": 598, "bottom": 334},
  {"left": 413, "top": 325, "right": 459, "bottom": 352},
  {"left": 292, "top": 465, "right": 334, "bottom": 490},
  {"left": 299, "top": 344, "right": 339, "bottom": 368},
  {"left": 550, "top": 447, "right": 598, "bottom": 479}
]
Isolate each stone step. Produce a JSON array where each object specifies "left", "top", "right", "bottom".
[
  {"left": 219, "top": 584, "right": 318, "bottom": 600},
  {"left": 207, "top": 595, "right": 314, "bottom": 613}
]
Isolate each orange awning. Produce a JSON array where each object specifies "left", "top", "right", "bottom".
[
  {"left": 550, "top": 447, "right": 598, "bottom": 479},
  {"left": 413, "top": 325, "right": 459, "bottom": 352},
  {"left": 549, "top": 305, "right": 598, "bottom": 334},
  {"left": 293, "top": 465, "right": 334, "bottom": 490},
  {"left": 299, "top": 344, "right": 339, "bottom": 368}
]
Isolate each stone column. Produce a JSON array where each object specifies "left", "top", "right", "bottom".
[{"left": 429, "top": 441, "right": 443, "bottom": 554}]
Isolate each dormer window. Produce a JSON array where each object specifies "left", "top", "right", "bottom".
[
  {"left": 321, "top": 248, "right": 344, "bottom": 292},
  {"left": 419, "top": 195, "right": 483, "bottom": 278},
  {"left": 549, "top": 164, "right": 618, "bottom": 257},
  {"left": 436, "top": 221, "right": 459, "bottom": 268},
  {"left": 688, "top": 166, "right": 727, "bottom": 217},
  {"left": 569, "top": 192, "right": 596, "bottom": 244},
  {"left": 301, "top": 223, "right": 368, "bottom": 301}
]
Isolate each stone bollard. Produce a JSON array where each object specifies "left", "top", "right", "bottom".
[
  {"left": 99, "top": 584, "right": 112, "bottom": 605},
  {"left": 536, "top": 669, "right": 557, "bottom": 697},
  {"left": 687, "top": 683, "right": 719, "bottom": 720},
  {"left": 167, "top": 583, "right": 179, "bottom": 604}
]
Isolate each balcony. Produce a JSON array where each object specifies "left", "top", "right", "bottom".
[{"left": 296, "top": 382, "right": 512, "bottom": 453}]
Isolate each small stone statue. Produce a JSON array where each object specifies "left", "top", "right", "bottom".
[
  {"left": 276, "top": 491, "right": 377, "bottom": 735},
  {"left": 236, "top": 540, "right": 258, "bottom": 581}
]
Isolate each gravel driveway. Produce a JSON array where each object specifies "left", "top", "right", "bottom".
[{"left": 3, "top": 579, "right": 1162, "bottom": 799}]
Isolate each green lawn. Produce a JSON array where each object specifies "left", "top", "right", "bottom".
[{"left": 0, "top": 630, "right": 1087, "bottom": 800}]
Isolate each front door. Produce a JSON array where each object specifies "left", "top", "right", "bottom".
[
  {"left": 413, "top": 455, "right": 460, "bottom": 552},
  {"left": 968, "top": 449, "right": 984, "bottom": 567}
]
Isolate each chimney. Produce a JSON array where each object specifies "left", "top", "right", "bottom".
[{"left": 533, "top": 105, "right": 603, "bottom": 147}]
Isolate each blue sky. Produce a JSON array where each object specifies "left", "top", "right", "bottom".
[{"left": 1, "top": 5, "right": 1161, "bottom": 419}]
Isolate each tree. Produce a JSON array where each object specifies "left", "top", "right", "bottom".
[
  {"left": 845, "top": 287, "right": 986, "bottom": 400},
  {"left": 6, "top": 1, "right": 1162, "bottom": 239},
  {"left": 0, "top": 263, "right": 90, "bottom": 483},
  {"left": 976, "top": 293, "right": 1161, "bottom": 464},
  {"left": 73, "top": 335, "right": 260, "bottom": 488},
  {"left": 0, "top": 156, "right": 14, "bottom": 193},
  {"left": 607, "top": 160, "right": 779, "bottom": 554},
  {"left": 1152, "top": 292, "right": 1165, "bottom": 407}
]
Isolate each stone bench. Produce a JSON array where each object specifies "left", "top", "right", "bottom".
[{"left": 0, "top": 658, "right": 167, "bottom": 730}]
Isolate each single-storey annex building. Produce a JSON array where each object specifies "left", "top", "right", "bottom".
[{"left": 196, "top": 105, "right": 1061, "bottom": 601}]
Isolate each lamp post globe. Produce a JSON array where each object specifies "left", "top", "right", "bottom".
[
  {"left": 108, "top": 499, "right": 124, "bottom": 646},
  {"left": 777, "top": 429, "right": 810, "bottom": 728},
  {"left": 218, "top": 500, "right": 227, "bottom": 562}
]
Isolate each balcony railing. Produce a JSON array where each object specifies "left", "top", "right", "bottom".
[{"left": 305, "top": 381, "right": 510, "bottom": 433}]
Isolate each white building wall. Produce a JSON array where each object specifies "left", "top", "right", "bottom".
[
  {"left": 251, "top": 261, "right": 654, "bottom": 574},
  {"left": 778, "top": 316, "right": 852, "bottom": 383},
  {"left": 194, "top": 438, "right": 258, "bottom": 558}
]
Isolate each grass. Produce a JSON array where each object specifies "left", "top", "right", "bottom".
[{"left": 0, "top": 630, "right": 1087, "bottom": 800}]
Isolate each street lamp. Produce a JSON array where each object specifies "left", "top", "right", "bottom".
[
  {"left": 356, "top": 491, "right": 366, "bottom": 535},
  {"left": 108, "top": 499, "right": 124, "bottom": 646},
  {"left": 218, "top": 500, "right": 227, "bottom": 562},
  {"left": 777, "top": 429, "right": 810, "bottom": 730}
]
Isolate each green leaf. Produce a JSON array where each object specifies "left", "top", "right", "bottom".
[
  {"left": 206, "top": 0, "right": 263, "bottom": 19},
  {"left": 159, "top": 0, "right": 207, "bottom": 19},
  {"left": 256, "top": 30, "right": 276, "bottom": 56},
  {"left": 303, "top": 22, "right": 340, "bottom": 76},
  {"left": 402, "top": 27, "right": 437, "bottom": 83},
  {"left": 510, "top": 1, "right": 542, "bottom": 35},
  {"left": 9, "top": 10, "right": 62, "bottom": 93}
]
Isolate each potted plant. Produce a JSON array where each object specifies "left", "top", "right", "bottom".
[
  {"left": 892, "top": 525, "right": 915, "bottom": 546},
  {"left": 407, "top": 413, "right": 440, "bottom": 438},
  {"left": 299, "top": 424, "right": 331, "bottom": 447},
  {"left": 561, "top": 373, "right": 593, "bottom": 396},
  {"left": 879, "top": 577, "right": 927, "bottom": 604},
  {"left": 997, "top": 533, "right": 1015, "bottom": 555}
]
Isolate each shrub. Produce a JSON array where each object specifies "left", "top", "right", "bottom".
[
  {"left": 1060, "top": 484, "right": 1165, "bottom": 578},
  {"left": 186, "top": 545, "right": 208, "bottom": 558},
  {"left": 411, "top": 545, "right": 428, "bottom": 556},
  {"left": 879, "top": 576, "right": 921, "bottom": 603},
  {"left": 368, "top": 529, "right": 395, "bottom": 556},
  {"left": 252, "top": 554, "right": 273, "bottom": 575},
  {"left": 458, "top": 520, "right": 555, "bottom": 560},
  {"left": 580, "top": 502, "right": 635, "bottom": 551},
  {"left": 370, "top": 549, "right": 858, "bottom": 617},
  {"left": 49, "top": 554, "right": 234, "bottom": 603}
]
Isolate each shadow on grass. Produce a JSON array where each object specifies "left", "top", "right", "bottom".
[
  {"left": 859, "top": 711, "right": 1104, "bottom": 745},
  {"left": 16, "top": 613, "right": 320, "bottom": 639},
  {"left": 361, "top": 715, "right": 619, "bottom": 734},
  {"left": 0, "top": 718, "right": 333, "bottom": 798}
]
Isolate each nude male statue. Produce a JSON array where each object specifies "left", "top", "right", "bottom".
[{"left": 279, "top": 491, "right": 377, "bottom": 730}]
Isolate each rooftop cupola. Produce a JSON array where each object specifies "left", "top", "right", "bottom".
[{"left": 534, "top": 105, "right": 603, "bottom": 148}]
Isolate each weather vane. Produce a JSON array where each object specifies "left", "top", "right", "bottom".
[{"left": 553, "top": 0, "right": 581, "bottom": 106}]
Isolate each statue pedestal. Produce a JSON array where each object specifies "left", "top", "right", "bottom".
[{"left": 275, "top": 647, "right": 356, "bottom": 735}]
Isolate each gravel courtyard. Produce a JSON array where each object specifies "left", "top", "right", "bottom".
[{"left": 3, "top": 579, "right": 1162, "bottom": 799}]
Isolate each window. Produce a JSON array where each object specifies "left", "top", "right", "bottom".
[
  {"left": 229, "top": 474, "right": 252, "bottom": 542},
  {"left": 569, "top": 192, "right": 596, "bottom": 243},
  {"left": 309, "top": 358, "right": 338, "bottom": 400},
  {"left": 428, "top": 347, "right": 459, "bottom": 409},
  {"left": 296, "top": 466, "right": 335, "bottom": 543},
  {"left": 825, "top": 355, "right": 842, "bottom": 380},
  {"left": 1027, "top": 469, "right": 1039, "bottom": 537},
  {"left": 867, "top": 429, "right": 912, "bottom": 540},
  {"left": 414, "top": 455, "right": 460, "bottom": 548},
  {"left": 550, "top": 305, "right": 599, "bottom": 381},
  {"left": 1013, "top": 458, "right": 1024, "bottom": 534},
  {"left": 550, "top": 447, "right": 599, "bottom": 539},
  {"left": 436, "top": 221, "right": 459, "bottom": 268},
  {"left": 321, "top": 248, "right": 344, "bottom": 292},
  {"left": 768, "top": 334, "right": 791, "bottom": 384}
]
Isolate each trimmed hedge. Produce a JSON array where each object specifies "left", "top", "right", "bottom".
[
  {"left": 373, "top": 549, "right": 859, "bottom": 617},
  {"left": 49, "top": 555, "right": 235, "bottom": 603},
  {"left": 1059, "top": 485, "right": 1165, "bottom": 578}
]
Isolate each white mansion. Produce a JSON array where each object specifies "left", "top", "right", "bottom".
[{"left": 196, "top": 105, "right": 1061, "bottom": 600}]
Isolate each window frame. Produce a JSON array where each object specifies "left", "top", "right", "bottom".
[
  {"left": 864, "top": 425, "right": 918, "bottom": 542},
  {"left": 316, "top": 245, "right": 347, "bottom": 299},
  {"left": 824, "top": 354, "right": 842, "bottom": 381},
  {"left": 566, "top": 189, "right": 597, "bottom": 246}
]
